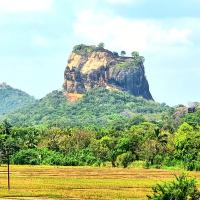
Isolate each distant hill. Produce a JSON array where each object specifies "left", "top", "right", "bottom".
[
  {"left": 0, "top": 83, "right": 36, "bottom": 115},
  {"left": 5, "top": 88, "right": 171, "bottom": 128}
]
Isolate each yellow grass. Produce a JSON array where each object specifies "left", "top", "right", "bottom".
[{"left": 0, "top": 165, "right": 199, "bottom": 200}]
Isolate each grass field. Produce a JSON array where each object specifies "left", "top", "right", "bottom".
[{"left": 0, "top": 165, "right": 199, "bottom": 200}]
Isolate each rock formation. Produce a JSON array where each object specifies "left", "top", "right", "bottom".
[{"left": 63, "top": 44, "right": 153, "bottom": 100}]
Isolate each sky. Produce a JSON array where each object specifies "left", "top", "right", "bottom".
[{"left": 0, "top": 0, "right": 200, "bottom": 106}]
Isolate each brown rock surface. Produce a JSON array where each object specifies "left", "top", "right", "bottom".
[{"left": 63, "top": 44, "right": 153, "bottom": 100}]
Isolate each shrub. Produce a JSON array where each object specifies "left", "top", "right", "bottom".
[
  {"left": 185, "top": 160, "right": 200, "bottom": 171},
  {"left": 64, "top": 156, "right": 80, "bottom": 166},
  {"left": 12, "top": 148, "right": 66, "bottom": 166},
  {"left": 41, "top": 149, "right": 65, "bottom": 166},
  {"left": 147, "top": 174, "right": 200, "bottom": 200},
  {"left": 12, "top": 149, "right": 41, "bottom": 165},
  {"left": 116, "top": 152, "right": 134, "bottom": 168},
  {"left": 72, "top": 44, "right": 95, "bottom": 55},
  {"left": 154, "top": 155, "right": 163, "bottom": 169},
  {"left": 97, "top": 42, "right": 105, "bottom": 49}
]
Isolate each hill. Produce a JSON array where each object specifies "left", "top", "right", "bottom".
[
  {"left": 0, "top": 83, "right": 36, "bottom": 115},
  {"left": 4, "top": 88, "right": 171, "bottom": 128}
]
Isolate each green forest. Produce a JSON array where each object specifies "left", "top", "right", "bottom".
[
  {"left": 0, "top": 83, "right": 35, "bottom": 114},
  {"left": 0, "top": 88, "right": 200, "bottom": 171}
]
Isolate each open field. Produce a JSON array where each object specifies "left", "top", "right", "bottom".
[{"left": 0, "top": 166, "right": 199, "bottom": 200}]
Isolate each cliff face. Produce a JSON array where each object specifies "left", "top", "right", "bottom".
[{"left": 63, "top": 45, "right": 153, "bottom": 100}]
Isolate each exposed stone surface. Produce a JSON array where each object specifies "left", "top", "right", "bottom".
[{"left": 64, "top": 45, "right": 153, "bottom": 100}]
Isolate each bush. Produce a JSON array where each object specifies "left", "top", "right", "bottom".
[
  {"left": 147, "top": 174, "right": 200, "bottom": 200},
  {"left": 116, "top": 152, "right": 134, "bottom": 168},
  {"left": 64, "top": 156, "right": 80, "bottom": 166},
  {"left": 154, "top": 155, "right": 163, "bottom": 169},
  {"left": 143, "top": 161, "right": 150, "bottom": 169},
  {"left": 41, "top": 149, "right": 65, "bottom": 166},
  {"left": 130, "top": 160, "right": 145, "bottom": 168},
  {"left": 185, "top": 161, "right": 200, "bottom": 171},
  {"left": 12, "top": 148, "right": 66, "bottom": 166},
  {"left": 12, "top": 149, "right": 41, "bottom": 165},
  {"left": 63, "top": 149, "right": 97, "bottom": 166},
  {"left": 72, "top": 44, "right": 95, "bottom": 55},
  {"left": 163, "top": 156, "right": 177, "bottom": 167}
]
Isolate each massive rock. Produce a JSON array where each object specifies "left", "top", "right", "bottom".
[{"left": 63, "top": 44, "right": 153, "bottom": 100}]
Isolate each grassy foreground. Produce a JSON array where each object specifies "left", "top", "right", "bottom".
[{"left": 0, "top": 165, "right": 199, "bottom": 200}]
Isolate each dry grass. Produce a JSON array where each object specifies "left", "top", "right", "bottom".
[{"left": 0, "top": 165, "right": 199, "bottom": 200}]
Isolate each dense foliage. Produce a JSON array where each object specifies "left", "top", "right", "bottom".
[
  {"left": 0, "top": 87, "right": 199, "bottom": 171},
  {"left": 3, "top": 88, "right": 171, "bottom": 128},
  {"left": 147, "top": 174, "right": 200, "bottom": 199},
  {"left": 0, "top": 116, "right": 199, "bottom": 170},
  {"left": 72, "top": 44, "right": 107, "bottom": 56}
]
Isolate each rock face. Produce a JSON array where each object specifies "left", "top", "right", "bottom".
[{"left": 63, "top": 44, "right": 153, "bottom": 100}]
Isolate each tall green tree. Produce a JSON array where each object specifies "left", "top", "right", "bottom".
[
  {"left": 131, "top": 51, "right": 145, "bottom": 64},
  {"left": 175, "top": 123, "right": 200, "bottom": 170}
]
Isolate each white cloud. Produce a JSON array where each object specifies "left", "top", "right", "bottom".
[
  {"left": 73, "top": 10, "right": 193, "bottom": 54},
  {"left": 0, "top": 0, "right": 53, "bottom": 13}
]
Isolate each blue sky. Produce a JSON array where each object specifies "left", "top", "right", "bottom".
[{"left": 0, "top": 0, "right": 200, "bottom": 105}]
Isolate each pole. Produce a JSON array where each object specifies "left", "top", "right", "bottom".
[{"left": 7, "top": 153, "right": 10, "bottom": 190}]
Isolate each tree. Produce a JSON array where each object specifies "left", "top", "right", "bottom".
[
  {"left": 12, "top": 127, "right": 42, "bottom": 150},
  {"left": 98, "top": 42, "right": 105, "bottom": 49},
  {"left": 45, "top": 127, "right": 65, "bottom": 152},
  {"left": 120, "top": 51, "right": 126, "bottom": 56},
  {"left": 131, "top": 51, "right": 139, "bottom": 58},
  {"left": 116, "top": 152, "right": 134, "bottom": 168},
  {"left": 142, "top": 128, "right": 168, "bottom": 167},
  {"left": 183, "top": 110, "right": 200, "bottom": 127},
  {"left": 90, "top": 138, "right": 110, "bottom": 165},
  {"left": 60, "top": 130, "right": 92, "bottom": 155},
  {"left": 175, "top": 123, "right": 200, "bottom": 170},
  {"left": 131, "top": 51, "right": 145, "bottom": 64},
  {"left": 113, "top": 51, "right": 119, "bottom": 57},
  {"left": 89, "top": 136, "right": 117, "bottom": 166}
]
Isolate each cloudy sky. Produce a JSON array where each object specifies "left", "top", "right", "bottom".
[{"left": 0, "top": 0, "right": 200, "bottom": 105}]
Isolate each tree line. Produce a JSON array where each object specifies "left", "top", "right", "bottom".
[{"left": 0, "top": 111, "right": 200, "bottom": 171}]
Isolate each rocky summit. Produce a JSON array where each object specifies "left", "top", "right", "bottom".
[{"left": 63, "top": 44, "right": 153, "bottom": 100}]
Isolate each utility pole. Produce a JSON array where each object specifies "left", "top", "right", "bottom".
[
  {"left": 3, "top": 120, "right": 12, "bottom": 191},
  {"left": 7, "top": 150, "right": 10, "bottom": 190}
]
